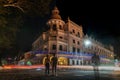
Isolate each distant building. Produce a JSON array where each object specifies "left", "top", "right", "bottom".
[{"left": 32, "top": 6, "right": 114, "bottom": 65}]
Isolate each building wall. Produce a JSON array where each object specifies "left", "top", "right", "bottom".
[{"left": 31, "top": 6, "right": 114, "bottom": 66}]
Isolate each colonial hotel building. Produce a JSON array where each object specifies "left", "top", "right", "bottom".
[{"left": 31, "top": 6, "right": 114, "bottom": 65}]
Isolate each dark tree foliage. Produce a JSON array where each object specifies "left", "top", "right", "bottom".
[
  {"left": 0, "top": 0, "right": 53, "bottom": 57},
  {"left": 4, "top": 0, "right": 53, "bottom": 17},
  {"left": 0, "top": 1, "right": 22, "bottom": 49}
]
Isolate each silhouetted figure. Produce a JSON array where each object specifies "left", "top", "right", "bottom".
[
  {"left": 0, "top": 58, "right": 2, "bottom": 66},
  {"left": 0, "top": 54, "right": 2, "bottom": 67},
  {"left": 44, "top": 54, "right": 50, "bottom": 76},
  {"left": 51, "top": 54, "right": 58, "bottom": 76},
  {"left": 92, "top": 53, "right": 100, "bottom": 66},
  {"left": 91, "top": 53, "right": 100, "bottom": 80}
]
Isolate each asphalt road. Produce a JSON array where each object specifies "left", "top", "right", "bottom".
[{"left": 0, "top": 68, "right": 120, "bottom": 80}]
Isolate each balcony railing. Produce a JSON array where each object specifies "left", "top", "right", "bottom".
[{"left": 49, "top": 37, "right": 67, "bottom": 42}]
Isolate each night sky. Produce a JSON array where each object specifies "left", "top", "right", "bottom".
[
  {"left": 15, "top": 0, "right": 120, "bottom": 57},
  {"left": 56, "top": 0, "right": 120, "bottom": 37},
  {"left": 55, "top": 0, "right": 120, "bottom": 57}
]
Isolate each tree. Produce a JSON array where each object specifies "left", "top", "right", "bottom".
[
  {"left": 4, "top": 0, "right": 53, "bottom": 17},
  {"left": 0, "top": 0, "right": 53, "bottom": 57},
  {"left": 0, "top": 4, "right": 23, "bottom": 48}
]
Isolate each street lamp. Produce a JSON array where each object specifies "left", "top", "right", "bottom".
[
  {"left": 81, "top": 39, "right": 92, "bottom": 65},
  {"left": 84, "top": 39, "right": 92, "bottom": 47}
]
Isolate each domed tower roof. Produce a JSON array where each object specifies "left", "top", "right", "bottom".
[{"left": 51, "top": 6, "right": 62, "bottom": 19}]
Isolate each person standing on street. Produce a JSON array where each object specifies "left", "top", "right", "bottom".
[
  {"left": 51, "top": 54, "right": 58, "bottom": 76},
  {"left": 91, "top": 53, "right": 100, "bottom": 80},
  {"left": 44, "top": 54, "right": 50, "bottom": 76},
  {"left": 0, "top": 54, "right": 2, "bottom": 67},
  {"left": 91, "top": 53, "right": 100, "bottom": 66}
]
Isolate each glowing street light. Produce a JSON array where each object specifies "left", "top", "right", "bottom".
[
  {"left": 84, "top": 39, "right": 92, "bottom": 47},
  {"left": 80, "top": 39, "right": 92, "bottom": 65}
]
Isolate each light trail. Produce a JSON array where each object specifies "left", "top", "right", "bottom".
[{"left": 1, "top": 65, "right": 120, "bottom": 71}]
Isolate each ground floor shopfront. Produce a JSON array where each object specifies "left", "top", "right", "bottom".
[{"left": 23, "top": 51, "right": 114, "bottom": 66}]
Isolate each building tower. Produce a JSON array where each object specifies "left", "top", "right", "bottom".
[
  {"left": 46, "top": 6, "right": 66, "bottom": 55},
  {"left": 32, "top": 6, "right": 114, "bottom": 66}
]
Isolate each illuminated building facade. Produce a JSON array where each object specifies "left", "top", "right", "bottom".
[{"left": 32, "top": 6, "right": 114, "bottom": 65}]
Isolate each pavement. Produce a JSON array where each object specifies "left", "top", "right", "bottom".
[
  {"left": 21, "top": 75, "right": 114, "bottom": 80},
  {"left": 0, "top": 68, "right": 116, "bottom": 80},
  {"left": 0, "top": 65, "right": 120, "bottom": 80}
]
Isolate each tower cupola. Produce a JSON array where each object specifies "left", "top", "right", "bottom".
[{"left": 51, "top": 6, "right": 62, "bottom": 19}]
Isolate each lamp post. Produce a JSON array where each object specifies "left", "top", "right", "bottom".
[
  {"left": 81, "top": 39, "right": 92, "bottom": 65},
  {"left": 84, "top": 39, "right": 92, "bottom": 47}
]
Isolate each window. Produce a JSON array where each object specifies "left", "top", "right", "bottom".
[
  {"left": 59, "top": 25, "right": 62, "bottom": 30},
  {"left": 78, "top": 32, "right": 80, "bottom": 37},
  {"left": 73, "top": 39, "right": 75, "bottom": 43},
  {"left": 52, "top": 24, "right": 57, "bottom": 31},
  {"left": 52, "top": 36, "right": 56, "bottom": 39},
  {"left": 70, "top": 31, "right": 72, "bottom": 34},
  {"left": 52, "top": 45, "right": 56, "bottom": 50},
  {"left": 52, "top": 36, "right": 56, "bottom": 38},
  {"left": 72, "top": 29, "right": 75, "bottom": 33},
  {"left": 59, "top": 45, "right": 63, "bottom": 50},
  {"left": 59, "top": 36, "right": 63, "bottom": 39},
  {"left": 44, "top": 45, "right": 47, "bottom": 51},
  {"left": 44, "top": 48, "right": 47, "bottom": 51},
  {"left": 72, "top": 47, "right": 76, "bottom": 52},
  {"left": 77, "top": 41, "right": 80, "bottom": 45},
  {"left": 77, "top": 48, "right": 80, "bottom": 53}
]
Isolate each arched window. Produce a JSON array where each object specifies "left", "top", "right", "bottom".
[
  {"left": 77, "top": 48, "right": 80, "bottom": 53},
  {"left": 72, "top": 29, "right": 75, "bottom": 33},
  {"left": 52, "top": 24, "right": 57, "bottom": 31},
  {"left": 73, "top": 39, "right": 75, "bottom": 43},
  {"left": 59, "top": 45, "right": 63, "bottom": 50},
  {"left": 72, "top": 47, "right": 76, "bottom": 52},
  {"left": 52, "top": 45, "right": 56, "bottom": 50},
  {"left": 78, "top": 32, "right": 80, "bottom": 37},
  {"left": 77, "top": 41, "right": 80, "bottom": 45},
  {"left": 59, "top": 25, "right": 62, "bottom": 30}
]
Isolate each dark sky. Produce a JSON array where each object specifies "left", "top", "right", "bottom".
[
  {"left": 15, "top": 0, "right": 120, "bottom": 57},
  {"left": 56, "top": 0, "right": 120, "bottom": 37},
  {"left": 55, "top": 0, "right": 120, "bottom": 56}
]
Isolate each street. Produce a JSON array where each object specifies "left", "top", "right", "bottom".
[{"left": 0, "top": 66, "right": 120, "bottom": 80}]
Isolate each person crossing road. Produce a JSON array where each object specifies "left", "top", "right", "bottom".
[{"left": 51, "top": 54, "right": 58, "bottom": 76}]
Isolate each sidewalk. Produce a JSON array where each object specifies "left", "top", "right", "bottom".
[
  {"left": 24, "top": 75, "right": 114, "bottom": 80},
  {"left": 1, "top": 65, "right": 120, "bottom": 71},
  {"left": 58, "top": 65, "right": 120, "bottom": 71}
]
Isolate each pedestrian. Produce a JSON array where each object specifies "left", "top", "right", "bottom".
[
  {"left": 0, "top": 54, "right": 2, "bottom": 67},
  {"left": 91, "top": 53, "right": 100, "bottom": 80},
  {"left": 91, "top": 53, "right": 100, "bottom": 66},
  {"left": 44, "top": 54, "right": 50, "bottom": 76},
  {"left": 51, "top": 54, "right": 58, "bottom": 76},
  {"left": 0, "top": 58, "right": 2, "bottom": 66}
]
